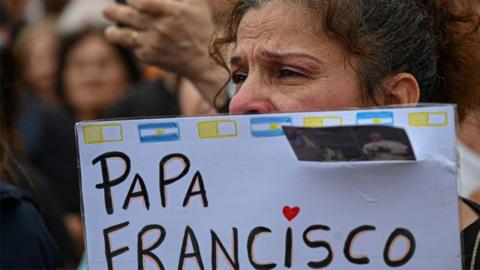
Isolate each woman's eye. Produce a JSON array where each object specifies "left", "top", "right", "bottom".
[
  {"left": 232, "top": 72, "right": 248, "bottom": 84},
  {"left": 279, "top": 68, "right": 305, "bottom": 78}
]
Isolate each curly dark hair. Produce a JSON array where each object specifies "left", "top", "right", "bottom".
[{"left": 210, "top": 0, "right": 480, "bottom": 121}]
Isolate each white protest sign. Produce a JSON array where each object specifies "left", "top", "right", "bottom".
[{"left": 76, "top": 105, "right": 461, "bottom": 269}]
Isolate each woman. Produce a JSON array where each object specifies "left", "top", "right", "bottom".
[
  {"left": 55, "top": 28, "right": 141, "bottom": 258},
  {"left": 210, "top": 0, "right": 480, "bottom": 268},
  {"left": 13, "top": 16, "right": 60, "bottom": 106},
  {"left": 57, "top": 29, "right": 141, "bottom": 121},
  {"left": 0, "top": 47, "right": 60, "bottom": 269}
]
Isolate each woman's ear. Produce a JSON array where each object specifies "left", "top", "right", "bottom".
[{"left": 381, "top": 73, "right": 420, "bottom": 105}]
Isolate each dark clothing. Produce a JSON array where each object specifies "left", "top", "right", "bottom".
[
  {"left": 104, "top": 79, "right": 180, "bottom": 118},
  {"left": 17, "top": 95, "right": 80, "bottom": 214},
  {"left": 0, "top": 180, "right": 59, "bottom": 269},
  {"left": 9, "top": 160, "right": 78, "bottom": 267},
  {"left": 462, "top": 198, "right": 480, "bottom": 269}
]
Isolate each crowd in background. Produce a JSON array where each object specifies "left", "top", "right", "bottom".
[
  {"left": 0, "top": 0, "right": 479, "bottom": 269},
  {"left": 1, "top": 0, "right": 221, "bottom": 268}
]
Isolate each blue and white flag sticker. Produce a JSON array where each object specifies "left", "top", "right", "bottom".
[
  {"left": 138, "top": 122, "right": 180, "bottom": 143},
  {"left": 356, "top": 111, "right": 394, "bottom": 126},
  {"left": 250, "top": 116, "right": 293, "bottom": 137}
]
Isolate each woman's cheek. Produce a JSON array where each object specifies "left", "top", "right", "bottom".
[{"left": 272, "top": 86, "right": 330, "bottom": 112}]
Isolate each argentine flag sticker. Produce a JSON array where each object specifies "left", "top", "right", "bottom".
[
  {"left": 356, "top": 111, "right": 394, "bottom": 126},
  {"left": 250, "top": 116, "right": 292, "bottom": 137},
  {"left": 138, "top": 122, "right": 180, "bottom": 143}
]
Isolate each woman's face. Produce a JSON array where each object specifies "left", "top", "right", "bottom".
[
  {"left": 228, "top": 2, "right": 364, "bottom": 114},
  {"left": 24, "top": 32, "right": 58, "bottom": 102},
  {"left": 64, "top": 33, "right": 129, "bottom": 119}
]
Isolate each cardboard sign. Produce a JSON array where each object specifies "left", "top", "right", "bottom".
[{"left": 76, "top": 105, "right": 461, "bottom": 269}]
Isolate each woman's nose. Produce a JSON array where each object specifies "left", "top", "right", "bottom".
[{"left": 229, "top": 84, "right": 274, "bottom": 115}]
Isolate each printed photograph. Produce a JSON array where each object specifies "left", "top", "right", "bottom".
[{"left": 283, "top": 126, "right": 416, "bottom": 162}]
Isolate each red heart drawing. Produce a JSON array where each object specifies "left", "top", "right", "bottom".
[{"left": 282, "top": 206, "right": 300, "bottom": 221}]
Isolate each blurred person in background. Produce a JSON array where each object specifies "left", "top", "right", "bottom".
[
  {"left": 54, "top": 0, "right": 138, "bottom": 122},
  {"left": 14, "top": 16, "right": 60, "bottom": 105},
  {"left": 2, "top": 0, "right": 84, "bottom": 265},
  {"left": 0, "top": 0, "right": 43, "bottom": 44},
  {"left": 1, "top": 44, "right": 77, "bottom": 268},
  {"left": 0, "top": 123, "right": 59, "bottom": 268},
  {"left": 56, "top": 28, "right": 141, "bottom": 121},
  {"left": 0, "top": 0, "right": 67, "bottom": 46},
  {"left": 54, "top": 29, "right": 140, "bottom": 251}
]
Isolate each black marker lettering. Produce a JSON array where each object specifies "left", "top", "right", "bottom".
[
  {"left": 285, "top": 227, "right": 292, "bottom": 268},
  {"left": 384, "top": 228, "right": 415, "bottom": 267},
  {"left": 211, "top": 228, "right": 239, "bottom": 270},
  {"left": 137, "top": 224, "right": 166, "bottom": 270},
  {"left": 93, "top": 152, "right": 131, "bottom": 215},
  {"left": 103, "top": 221, "right": 130, "bottom": 270},
  {"left": 247, "top": 227, "right": 276, "bottom": 270},
  {"left": 303, "top": 225, "right": 333, "bottom": 269},
  {"left": 159, "top": 154, "right": 190, "bottom": 207},
  {"left": 344, "top": 225, "right": 376, "bottom": 265},
  {"left": 178, "top": 226, "right": 204, "bottom": 270},
  {"left": 183, "top": 171, "right": 208, "bottom": 207},
  {"left": 123, "top": 173, "right": 150, "bottom": 211}
]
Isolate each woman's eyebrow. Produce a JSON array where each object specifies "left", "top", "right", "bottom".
[
  {"left": 258, "top": 50, "right": 323, "bottom": 65},
  {"left": 229, "top": 50, "right": 324, "bottom": 68}
]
